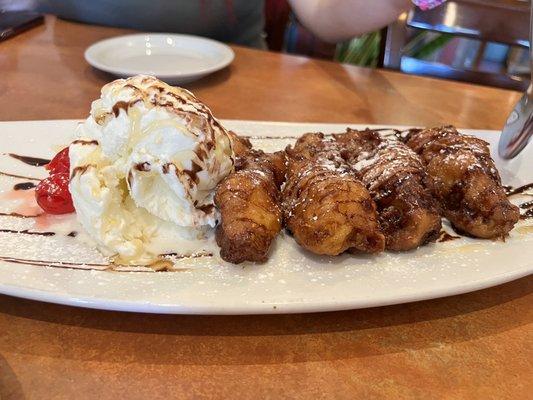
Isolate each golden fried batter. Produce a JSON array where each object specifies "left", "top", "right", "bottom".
[
  {"left": 215, "top": 136, "right": 286, "bottom": 263},
  {"left": 333, "top": 129, "right": 441, "bottom": 251},
  {"left": 228, "top": 130, "right": 252, "bottom": 159},
  {"left": 405, "top": 126, "right": 519, "bottom": 238},
  {"left": 283, "top": 132, "right": 385, "bottom": 256}
]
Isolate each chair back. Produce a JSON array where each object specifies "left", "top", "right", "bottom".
[{"left": 407, "top": 0, "right": 530, "bottom": 47}]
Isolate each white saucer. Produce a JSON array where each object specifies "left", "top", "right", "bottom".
[{"left": 85, "top": 33, "right": 235, "bottom": 84}]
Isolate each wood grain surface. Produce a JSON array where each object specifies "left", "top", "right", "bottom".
[{"left": 0, "top": 16, "right": 531, "bottom": 400}]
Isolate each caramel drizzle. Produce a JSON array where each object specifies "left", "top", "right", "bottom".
[{"left": 0, "top": 253, "right": 211, "bottom": 272}]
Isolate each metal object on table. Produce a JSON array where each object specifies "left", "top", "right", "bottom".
[
  {"left": 381, "top": 0, "right": 531, "bottom": 91},
  {"left": 498, "top": 3, "right": 533, "bottom": 159},
  {"left": 498, "top": 86, "right": 533, "bottom": 158}
]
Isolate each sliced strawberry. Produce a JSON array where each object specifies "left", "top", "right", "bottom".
[
  {"left": 45, "top": 147, "right": 70, "bottom": 174},
  {"left": 35, "top": 173, "right": 74, "bottom": 214}
]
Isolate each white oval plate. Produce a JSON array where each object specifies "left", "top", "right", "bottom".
[
  {"left": 0, "top": 120, "right": 532, "bottom": 314},
  {"left": 85, "top": 34, "right": 234, "bottom": 84}
]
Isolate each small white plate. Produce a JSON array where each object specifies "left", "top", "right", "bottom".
[
  {"left": 0, "top": 120, "right": 532, "bottom": 314},
  {"left": 85, "top": 33, "right": 235, "bottom": 84}
]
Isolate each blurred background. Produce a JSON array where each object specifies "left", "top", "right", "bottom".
[
  {"left": 277, "top": 0, "right": 531, "bottom": 91},
  {"left": 2, "top": 0, "right": 531, "bottom": 91}
]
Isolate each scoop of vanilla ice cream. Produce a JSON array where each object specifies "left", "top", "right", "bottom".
[{"left": 69, "top": 75, "right": 234, "bottom": 265}]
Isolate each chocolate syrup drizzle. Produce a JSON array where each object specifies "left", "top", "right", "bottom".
[
  {"left": 197, "top": 204, "right": 214, "bottom": 214},
  {"left": 1, "top": 137, "right": 532, "bottom": 272},
  {"left": 505, "top": 183, "right": 533, "bottom": 197},
  {"left": 8, "top": 153, "right": 50, "bottom": 167},
  {"left": 503, "top": 184, "right": 533, "bottom": 220},
  {"left": 0, "top": 170, "right": 40, "bottom": 181},
  {"left": 0, "top": 253, "right": 211, "bottom": 272},
  {"left": 243, "top": 129, "right": 405, "bottom": 141},
  {"left": 0, "top": 212, "right": 42, "bottom": 218},
  {"left": 0, "top": 229, "right": 55, "bottom": 236},
  {"left": 13, "top": 182, "right": 36, "bottom": 191},
  {"left": 183, "top": 162, "right": 202, "bottom": 184},
  {"left": 519, "top": 200, "right": 533, "bottom": 209},
  {"left": 519, "top": 200, "right": 533, "bottom": 220},
  {"left": 244, "top": 135, "right": 301, "bottom": 140},
  {"left": 437, "top": 231, "right": 460, "bottom": 243},
  {"left": 72, "top": 139, "right": 98, "bottom": 146},
  {"left": 0, "top": 255, "right": 110, "bottom": 269},
  {"left": 521, "top": 210, "right": 533, "bottom": 220}
]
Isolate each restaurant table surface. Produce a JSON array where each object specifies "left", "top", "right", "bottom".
[{"left": 0, "top": 16, "right": 531, "bottom": 400}]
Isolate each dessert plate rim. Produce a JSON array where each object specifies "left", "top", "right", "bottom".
[
  {"left": 0, "top": 265, "right": 530, "bottom": 314},
  {"left": 0, "top": 119, "right": 531, "bottom": 314}
]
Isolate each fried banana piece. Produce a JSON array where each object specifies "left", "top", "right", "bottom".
[
  {"left": 215, "top": 148, "right": 286, "bottom": 264},
  {"left": 333, "top": 129, "right": 441, "bottom": 251},
  {"left": 283, "top": 132, "right": 385, "bottom": 256},
  {"left": 228, "top": 130, "right": 252, "bottom": 159},
  {"left": 405, "top": 126, "right": 519, "bottom": 238},
  {"left": 227, "top": 130, "right": 288, "bottom": 184}
]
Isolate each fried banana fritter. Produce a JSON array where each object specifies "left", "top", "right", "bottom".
[
  {"left": 215, "top": 134, "right": 286, "bottom": 263},
  {"left": 283, "top": 132, "right": 385, "bottom": 256},
  {"left": 333, "top": 129, "right": 442, "bottom": 251},
  {"left": 228, "top": 130, "right": 253, "bottom": 159},
  {"left": 404, "top": 126, "right": 519, "bottom": 238}
]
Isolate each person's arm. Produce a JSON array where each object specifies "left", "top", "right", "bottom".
[{"left": 288, "top": 0, "right": 412, "bottom": 43}]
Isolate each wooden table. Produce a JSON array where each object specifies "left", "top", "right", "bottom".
[{"left": 0, "top": 16, "right": 531, "bottom": 399}]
